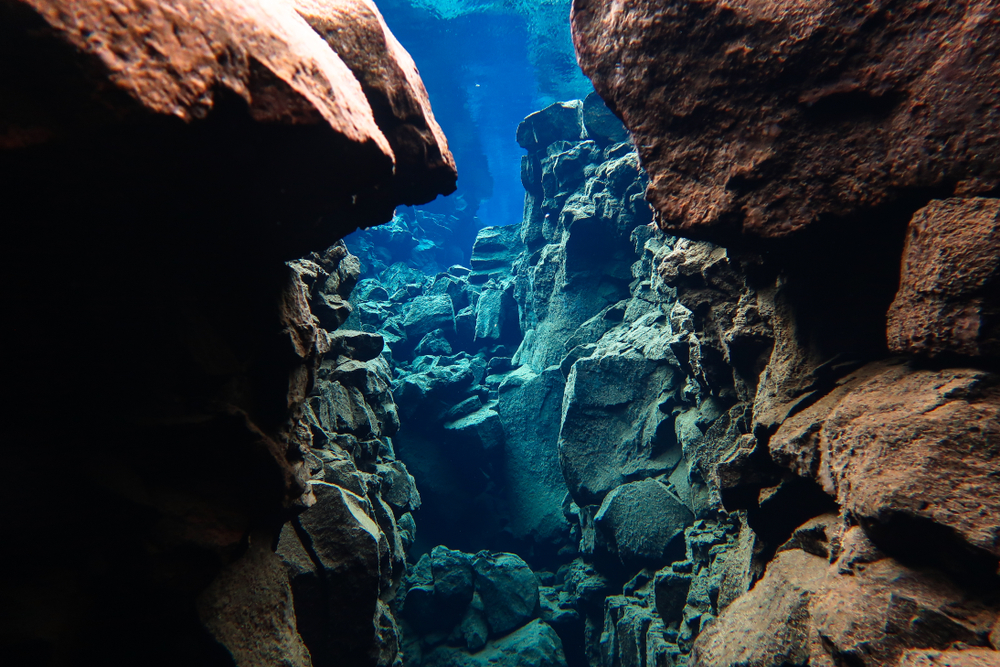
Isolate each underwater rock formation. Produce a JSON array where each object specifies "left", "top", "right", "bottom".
[
  {"left": 887, "top": 197, "right": 1000, "bottom": 359},
  {"left": 346, "top": 96, "right": 777, "bottom": 666},
  {"left": 571, "top": 2, "right": 1000, "bottom": 666},
  {"left": 0, "top": 1, "right": 453, "bottom": 665},
  {"left": 397, "top": 546, "right": 567, "bottom": 667},
  {"left": 572, "top": 0, "right": 1000, "bottom": 242}
]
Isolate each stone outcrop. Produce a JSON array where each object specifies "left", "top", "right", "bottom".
[
  {"left": 345, "top": 99, "right": 773, "bottom": 666},
  {"left": 0, "top": 1, "right": 454, "bottom": 665},
  {"left": 571, "top": 3, "right": 1000, "bottom": 666},
  {"left": 693, "top": 525, "right": 999, "bottom": 667},
  {"left": 887, "top": 197, "right": 1000, "bottom": 360},
  {"left": 397, "top": 546, "right": 566, "bottom": 667},
  {"left": 770, "top": 360, "right": 1000, "bottom": 565},
  {"left": 571, "top": 0, "right": 1000, "bottom": 242}
]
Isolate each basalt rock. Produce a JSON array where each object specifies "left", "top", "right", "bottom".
[
  {"left": 887, "top": 197, "right": 1000, "bottom": 360},
  {"left": 770, "top": 360, "right": 1000, "bottom": 565},
  {"left": 1, "top": 1, "right": 454, "bottom": 664},
  {"left": 398, "top": 548, "right": 564, "bottom": 667},
  {"left": 594, "top": 480, "right": 693, "bottom": 566},
  {"left": 691, "top": 524, "right": 1000, "bottom": 667},
  {"left": 571, "top": 0, "right": 1000, "bottom": 242},
  {"left": 571, "top": 5, "right": 1000, "bottom": 666}
]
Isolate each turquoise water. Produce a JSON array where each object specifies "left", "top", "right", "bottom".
[{"left": 374, "top": 0, "right": 592, "bottom": 235}]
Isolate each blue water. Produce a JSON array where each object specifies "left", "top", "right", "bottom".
[{"left": 371, "top": 0, "right": 592, "bottom": 237}]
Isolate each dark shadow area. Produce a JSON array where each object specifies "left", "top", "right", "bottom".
[{"left": 861, "top": 513, "right": 1000, "bottom": 594}]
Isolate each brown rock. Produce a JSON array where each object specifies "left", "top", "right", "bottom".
[
  {"left": 692, "top": 528, "right": 1000, "bottom": 667},
  {"left": 888, "top": 198, "right": 1000, "bottom": 359},
  {"left": 690, "top": 549, "right": 828, "bottom": 667},
  {"left": 1, "top": 0, "right": 452, "bottom": 663},
  {"left": 16, "top": 0, "right": 387, "bottom": 143},
  {"left": 9, "top": 0, "right": 455, "bottom": 205},
  {"left": 571, "top": 0, "right": 1000, "bottom": 242},
  {"left": 810, "top": 554, "right": 995, "bottom": 665},
  {"left": 292, "top": 0, "right": 456, "bottom": 202},
  {"left": 896, "top": 649, "right": 1000, "bottom": 667},
  {"left": 771, "top": 361, "right": 1000, "bottom": 559},
  {"left": 197, "top": 532, "right": 312, "bottom": 667}
]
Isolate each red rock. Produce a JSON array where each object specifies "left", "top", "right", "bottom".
[
  {"left": 197, "top": 532, "right": 312, "bottom": 667},
  {"left": 7, "top": 0, "right": 455, "bottom": 224},
  {"left": 896, "top": 649, "right": 1000, "bottom": 667},
  {"left": 770, "top": 360, "right": 1000, "bottom": 559},
  {"left": 690, "top": 549, "right": 828, "bottom": 666},
  {"left": 571, "top": 0, "right": 1000, "bottom": 242},
  {"left": 692, "top": 527, "right": 999, "bottom": 667},
  {"left": 887, "top": 197, "right": 1000, "bottom": 359},
  {"left": 0, "top": 1, "right": 454, "bottom": 664}
]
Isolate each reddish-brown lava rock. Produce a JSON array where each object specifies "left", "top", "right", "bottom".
[
  {"left": 293, "top": 0, "right": 455, "bottom": 204},
  {"left": 897, "top": 649, "right": 1000, "bottom": 667},
  {"left": 571, "top": 0, "right": 1000, "bottom": 242},
  {"left": 771, "top": 360, "right": 1000, "bottom": 560},
  {"left": 888, "top": 197, "right": 1000, "bottom": 360},
  {"left": 0, "top": 1, "right": 454, "bottom": 664},
  {"left": 692, "top": 525, "right": 1000, "bottom": 667}
]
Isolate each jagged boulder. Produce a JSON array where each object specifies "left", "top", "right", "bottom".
[
  {"left": 887, "top": 197, "right": 1000, "bottom": 359},
  {"left": 470, "top": 225, "right": 524, "bottom": 285},
  {"left": 581, "top": 92, "right": 628, "bottom": 146},
  {"left": 278, "top": 482, "right": 389, "bottom": 667},
  {"left": 328, "top": 329, "right": 385, "bottom": 361},
  {"left": 559, "top": 349, "right": 683, "bottom": 505},
  {"left": 197, "top": 536, "right": 312, "bottom": 667},
  {"left": 573, "top": 0, "right": 1000, "bottom": 241},
  {"left": 691, "top": 525, "right": 1000, "bottom": 667},
  {"left": 897, "top": 649, "right": 1000, "bottom": 667},
  {"left": 404, "top": 295, "right": 457, "bottom": 341},
  {"left": 517, "top": 100, "right": 587, "bottom": 151},
  {"left": 473, "top": 552, "right": 541, "bottom": 637},
  {"left": 595, "top": 479, "right": 694, "bottom": 565},
  {"left": 497, "top": 367, "right": 572, "bottom": 545},
  {"left": 443, "top": 406, "right": 505, "bottom": 455},
  {"left": 690, "top": 549, "right": 828, "bottom": 667},
  {"left": 770, "top": 360, "right": 1000, "bottom": 562}
]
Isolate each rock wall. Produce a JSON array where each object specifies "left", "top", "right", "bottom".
[
  {"left": 0, "top": 2, "right": 453, "bottom": 666},
  {"left": 343, "top": 95, "right": 785, "bottom": 667},
  {"left": 569, "top": 1, "right": 1000, "bottom": 666}
]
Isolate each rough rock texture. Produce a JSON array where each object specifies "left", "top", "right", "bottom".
[
  {"left": 571, "top": 4, "right": 1000, "bottom": 667},
  {"left": 572, "top": 0, "right": 1000, "bottom": 241},
  {"left": 397, "top": 548, "right": 563, "bottom": 667},
  {"left": 198, "top": 532, "right": 313, "bottom": 667},
  {"left": 277, "top": 255, "right": 424, "bottom": 667},
  {"left": 692, "top": 524, "right": 1000, "bottom": 667},
  {"left": 887, "top": 198, "right": 1000, "bottom": 359},
  {"left": 0, "top": 1, "right": 454, "bottom": 665},
  {"left": 898, "top": 649, "right": 1000, "bottom": 667},
  {"left": 343, "top": 98, "right": 779, "bottom": 666},
  {"left": 594, "top": 479, "right": 693, "bottom": 566},
  {"left": 771, "top": 360, "right": 1000, "bottom": 563},
  {"left": 420, "top": 619, "right": 568, "bottom": 667}
]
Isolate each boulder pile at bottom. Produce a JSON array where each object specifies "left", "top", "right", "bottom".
[{"left": 398, "top": 546, "right": 568, "bottom": 667}]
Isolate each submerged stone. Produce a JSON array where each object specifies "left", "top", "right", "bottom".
[
  {"left": 473, "top": 552, "right": 540, "bottom": 636},
  {"left": 595, "top": 479, "right": 693, "bottom": 565}
]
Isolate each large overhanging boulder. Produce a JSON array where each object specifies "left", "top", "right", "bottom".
[
  {"left": 571, "top": 0, "right": 1000, "bottom": 243},
  {"left": 0, "top": 1, "right": 455, "bottom": 665}
]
